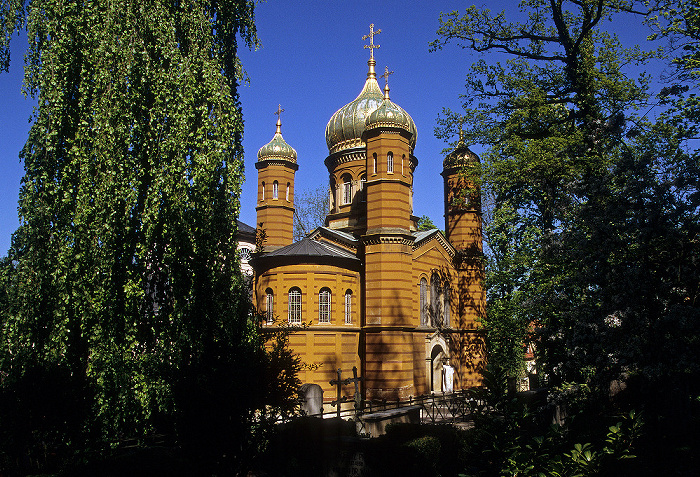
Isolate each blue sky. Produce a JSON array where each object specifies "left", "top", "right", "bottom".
[{"left": 0, "top": 1, "right": 660, "bottom": 256}]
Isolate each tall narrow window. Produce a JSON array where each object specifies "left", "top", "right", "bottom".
[
  {"left": 286, "top": 182, "right": 290, "bottom": 201},
  {"left": 261, "top": 182, "right": 265, "bottom": 201},
  {"left": 444, "top": 287, "right": 451, "bottom": 328},
  {"left": 360, "top": 175, "right": 367, "bottom": 201},
  {"left": 273, "top": 180, "right": 279, "bottom": 199},
  {"left": 387, "top": 152, "right": 394, "bottom": 173},
  {"left": 343, "top": 174, "right": 352, "bottom": 205},
  {"left": 319, "top": 288, "right": 331, "bottom": 323},
  {"left": 344, "top": 290, "right": 352, "bottom": 324},
  {"left": 431, "top": 273, "right": 440, "bottom": 326},
  {"left": 420, "top": 277, "right": 428, "bottom": 326},
  {"left": 402, "top": 155, "right": 405, "bottom": 175},
  {"left": 265, "top": 289, "right": 274, "bottom": 324},
  {"left": 372, "top": 153, "right": 377, "bottom": 174},
  {"left": 288, "top": 287, "right": 302, "bottom": 324}
]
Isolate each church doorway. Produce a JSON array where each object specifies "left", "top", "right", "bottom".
[{"left": 430, "top": 345, "right": 445, "bottom": 392}]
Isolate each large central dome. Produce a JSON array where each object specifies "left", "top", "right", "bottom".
[{"left": 325, "top": 58, "right": 385, "bottom": 154}]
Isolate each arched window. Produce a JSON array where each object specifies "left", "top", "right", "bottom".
[
  {"left": 288, "top": 287, "right": 302, "bottom": 324},
  {"left": 360, "top": 175, "right": 367, "bottom": 201},
  {"left": 319, "top": 288, "right": 331, "bottom": 323},
  {"left": 402, "top": 154, "right": 405, "bottom": 175},
  {"left": 420, "top": 277, "right": 428, "bottom": 326},
  {"left": 344, "top": 290, "right": 352, "bottom": 324},
  {"left": 261, "top": 181, "right": 265, "bottom": 201},
  {"left": 342, "top": 174, "right": 352, "bottom": 205},
  {"left": 444, "top": 286, "right": 451, "bottom": 328},
  {"left": 265, "top": 288, "right": 274, "bottom": 324},
  {"left": 372, "top": 153, "right": 377, "bottom": 174},
  {"left": 239, "top": 247, "right": 252, "bottom": 262},
  {"left": 273, "top": 180, "right": 279, "bottom": 199},
  {"left": 286, "top": 182, "right": 290, "bottom": 201},
  {"left": 387, "top": 152, "right": 394, "bottom": 173},
  {"left": 431, "top": 273, "right": 440, "bottom": 327}
]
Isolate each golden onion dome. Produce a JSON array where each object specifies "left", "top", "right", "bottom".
[
  {"left": 325, "top": 58, "right": 385, "bottom": 154},
  {"left": 257, "top": 116, "right": 297, "bottom": 163},
  {"left": 443, "top": 127, "right": 479, "bottom": 168},
  {"left": 365, "top": 82, "right": 417, "bottom": 145}
]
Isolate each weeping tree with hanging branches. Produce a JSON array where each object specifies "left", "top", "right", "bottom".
[{"left": 0, "top": 0, "right": 300, "bottom": 473}]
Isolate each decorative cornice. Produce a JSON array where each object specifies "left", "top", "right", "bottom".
[
  {"left": 255, "top": 158, "right": 299, "bottom": 171},
  {"left": 255, "top": 203, "right": 295, "bottom": 212},
  {"left": 413, "top": 230, "right": 456, "bottom": 257},
  {"left": 324, "top": 148, "right": 366, "bottom": 171},
  {"left": 362, "top": 229, "right": 416, "bottom": 246}
]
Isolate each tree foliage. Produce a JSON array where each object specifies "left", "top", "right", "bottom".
[
  {"left": 433, "top": 0, "right": 700, "bottom": 406},
  {"left": 293, "top": 185, "right": 327, "bottom": 241},
  {"left": 0, "top": 0, "right": 298, "bottom": 473},
  {"left": 416, "top": 214, "right": 439, "bottom": 231}
]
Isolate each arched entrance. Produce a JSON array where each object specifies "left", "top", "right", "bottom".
[
  {"left": 430, "top": 345, "right": 445, "bottom": 392},
  {"left": 425, "top": 332, "right": 450, "bottom": 394}
]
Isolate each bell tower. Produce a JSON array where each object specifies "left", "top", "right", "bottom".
[
  {"left": 362, "top": 67, "right": 418, "bottom": 400},
  {"left": 255, "top": 106, "right": 298, "bottom": 251},
  {"left": 441, "top": 128, "right": 485, "bottom": 335}
]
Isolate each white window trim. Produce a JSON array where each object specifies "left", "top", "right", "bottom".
[
  {"left": 319, "top": 289, "right": 331, "bottom": 323},
  {"left": 344, "top": 292, "right": 352, "bottom": 324},
  {"left": 288, "top": 288, "right": 302, "bottom": 324},
  {"left": 266, "top": 291, "right": 274, "bottom": 324}
]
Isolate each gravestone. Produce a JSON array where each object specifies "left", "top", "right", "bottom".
[{"left": 298, "top": 383, "right": 324, "bottom": 417}]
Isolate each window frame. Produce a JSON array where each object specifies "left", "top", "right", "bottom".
[
  {"left": 265, "top": 289, "right": 274, "bottom": 324},
  {"left": 344, "top": 290, "right": 352, "bottom": 324},
  {"left": 342, "top": 175, "right": 352, "bottom": 205},
  {"left": 319, "top": 288, "right": 331, "bottom": 324},
  {"left": 288, "top": 287, "right": 302, "bottom": 324},
  {"left": 420, "top": 277, "right": 428, "bottom": 326}
]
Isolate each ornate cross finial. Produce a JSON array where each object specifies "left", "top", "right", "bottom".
[
  {"left": 274, "top": 104, "right": 285, "bottom": 121},
  {"left": 379, "top": 66, "right": 394, "bottom": 87},
  {"left": 274, "top": 104, "right": 284, "bottom": 133},
  {"left": 362, "top": 23, "right": 381, "bottom": 59}
]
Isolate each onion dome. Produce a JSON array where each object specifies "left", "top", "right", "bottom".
[
  {"left": 325, "top": 58, "right": 385, "bottom": 154},
  {"left": 443, "top": 127, "right": 479, "bottom": 168},
  {"left": 365, "top": 82, "right": 417, "bottom": 145},
  {"left": 257, "top": 116, "right": 297, "bottom": 163}
]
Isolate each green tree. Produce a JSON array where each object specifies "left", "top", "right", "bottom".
[
  {"left": 0, "top": 0, "right": 296, "bottom": 473},
  {"left": 432, "top": 0, "right": 699, "bottom": 396},
  {"left": 416, "top": 214, "right": 439, "bottom": 231},
  {"left": 293, "top": 185, "right": 328, "bottom": 241}
]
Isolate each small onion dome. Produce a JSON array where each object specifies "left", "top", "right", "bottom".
[
  {"left": 443, "top": 128, "right": 479, "bottom": 168},
  {"left": 257, "top": 118, "right": 297, "bottom": 163},
  {"left": 365, "top": 82, "right": 417, "bottom": 147},
  {"left": 325, "top": 58, "right": 385, "bottom": 154}
]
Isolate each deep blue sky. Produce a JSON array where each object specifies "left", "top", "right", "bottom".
[{"left": 0, "top": 1, "right": 659, "bottom": 256}]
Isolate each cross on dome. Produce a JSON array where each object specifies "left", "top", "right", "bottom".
[
  {"left": 274, "top": 104, "right": 285, "bottom": 133},
  {"left": 362, "top": 23, "right": 381, "bottom": 60},
  {"left": 380, "top": 66, "right": 394, "bottom": 100}
]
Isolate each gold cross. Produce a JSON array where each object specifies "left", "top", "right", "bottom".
[
  {"left": 274, "top": 104, "right": 285, "bottom": 121},
  {"left": 380, "top": 66, "right": 394, "bottom": 87},
  {"left": 362, "top": 23, "right": 381, "bottom": 59}
]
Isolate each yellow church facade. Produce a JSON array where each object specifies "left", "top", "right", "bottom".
[{"left": 250, "top": 33, "right": 485, "bottom": 402}]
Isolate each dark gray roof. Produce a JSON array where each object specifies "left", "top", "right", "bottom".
[
  {"left": 265, "top": 237, "right": 359, "bottom": 261},
  {"left": 237, "top": 220, "right": 256, "bottom": 235}
]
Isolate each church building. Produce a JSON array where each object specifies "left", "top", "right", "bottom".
[{"left": 250, "top": 27, "right": 485, "bottom": 402}]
